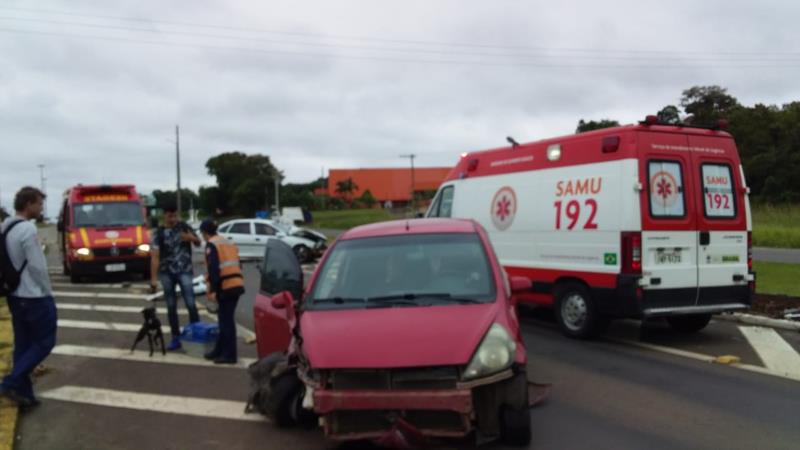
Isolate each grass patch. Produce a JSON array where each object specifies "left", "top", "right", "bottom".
[
  {"left": 0, "top": 298, "right": 18, "bottom": 450},
  {"left": 754, "top": 261, "right": 800, "bottom": 297},
  {"left": 752, "top": 204, "right": 800, "bottom": 248},
  {"left": 311, "top": 209, "right": 395, "bottom": 230}
]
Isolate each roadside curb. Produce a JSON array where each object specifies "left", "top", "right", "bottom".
[
  {"left": 0, "top": 301, "right": 19, "bottom": 450},
  {"left": 716, "top": 312, "right": 800, "bottom": 332}
]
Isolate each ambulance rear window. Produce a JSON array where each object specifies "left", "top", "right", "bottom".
[
  {"left": 648, "top": 161, "right": 686, "bottom": 218},
  {"left": 701, "top": 164, "right": 736, "bottom": 219}
]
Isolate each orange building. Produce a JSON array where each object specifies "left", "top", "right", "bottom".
[{"left": 327, "top": 168, "right": 451, "bottom": 204}]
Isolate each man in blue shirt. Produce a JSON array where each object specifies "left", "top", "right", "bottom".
[
  {"left": 1, "top": 187, "right": 56, "bottom": 409},
  {"left": 149, "top": 204, "right": 201, "bottom": 350}
]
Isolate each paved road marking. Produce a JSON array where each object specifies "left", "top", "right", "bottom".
[
  {"left": 53, "top": 290, "right": 155, "bottom": 301},
  {"left": 39, "top": 386, "right": 265, "bottom": 422},
  {"left": 609, "top": 336, "right": 800, "bottom": 383},
  {"left": 58, "top": 319, "right": 171, "bottom": 334},
  {"left": 52, "top": 344, "right": 256, "bottom": 369},
  {"left": 738, "top": 326, "right": 800, "bottom": 379},
  {"left": 57, "top": 303, "right": 188, "bottom": 315},
  {"left": 51, "top": 282, "right": 150, "bottom": 290}
]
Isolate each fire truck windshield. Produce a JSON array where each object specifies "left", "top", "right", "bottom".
[{"left": 72, "top": 202, "right": 144, "bottom": 227}]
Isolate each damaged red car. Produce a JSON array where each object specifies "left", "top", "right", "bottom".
[{"left": 251, "top": 218, "right": 533, "bottom": 446}]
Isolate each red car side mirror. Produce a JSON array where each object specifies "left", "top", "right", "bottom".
[
  {"left": 271, "top": 291, "right": 294, "bottom": 310},
  {"left": 510, "top": 276, "right": 532, "bottom": 293}
]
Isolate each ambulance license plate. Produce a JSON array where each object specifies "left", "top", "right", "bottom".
[
  {"left": 105, "top": 263, "right": 126, "bottom": 272},
  {"left": 656, "top": 251, "right": 681, "bottom": 264}
]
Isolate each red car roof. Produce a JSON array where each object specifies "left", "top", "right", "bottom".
[{"left": 340, "top": 218, "right": 478, "bottom": 240}]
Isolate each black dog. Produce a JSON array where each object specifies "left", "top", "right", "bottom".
[{"left": 130, "top": 306, "right": 166, "bottom": 356}]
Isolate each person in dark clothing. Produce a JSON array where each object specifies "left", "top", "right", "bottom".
[
  {"left": 149, "top": 204, "right": 201, "bottom": 351},
  {"left": 199, "top": 219, "right": 245, "bottom": 364}
]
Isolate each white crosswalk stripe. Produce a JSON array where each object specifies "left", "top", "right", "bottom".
[
  {"left": 738, "top": 326, "right": 800, "bottom": 380},
  {"left": 39, "top": 386, "right": 265, "bottom": 422},
  {"left": 58, "top": 319, "right": 171, "bottom": 334},
  {"left": 57, "top": 303, "right": 185, "bottom": 315},
  {"left": 54, "top": 290, "right": 160, "bottom": 301},
  {"left": 51, "top": 344, "right": 256, "bottom": 369}
]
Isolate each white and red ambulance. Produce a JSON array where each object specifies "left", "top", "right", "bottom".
[{"left": 427, "top": 116, "right": 754, "bottom": 338}]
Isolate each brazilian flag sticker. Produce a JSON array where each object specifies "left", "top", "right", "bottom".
[{"left": 604, "top": 253, "right": 618, "bottom": 265}]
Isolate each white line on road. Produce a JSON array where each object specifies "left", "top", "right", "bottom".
[
  {"left": 58, "top": 319, "right": 171, "bottom": 334},
  {"left": 609, "top": 336, "right": 800, "bottom": 383},
  {"left": 51, "top": 282, "right": 150, "bottom": 290},
  {"left": 39, "top": 386, "right": 265, "bottom": 422},
  {"left": 53, "top": 290, "right": 154, "bottom": 301},
  {"left": 738, "top": 326, "right": 800, "bottom": 379},
  {"left": 52, "top": 344, "right": 255, "bottom": 369},
  {"left": 57, "top": 303, "right": 186, "bottom": 315}
]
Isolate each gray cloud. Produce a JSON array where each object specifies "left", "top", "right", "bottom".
[{"left": 1, "top": 0, "right": 799, "bottom": 216}]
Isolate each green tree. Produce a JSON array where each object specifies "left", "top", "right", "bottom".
[
  {"left": 151, "top": 188, "right": 199, "bottom": 212},
  {"left": 359, "top": 189, "right": 377, "bottom": 208},
  {"left": 198, "top": 185, "right": 223, "bottom": 217},
  {"left": 205, "top": 152, "right": 280, "bottom": 217},
  {"left": 576, "top": 119, "right": 620, "bottom": 133},
  {"left": 680, "top": 85, "right": 740, "bottom": 126},
  {"left": 335, "top": 177, "right": 359, "bottom": 204},
  {"left": 657, "top": 105, "right": 682, "bottom": 124}
]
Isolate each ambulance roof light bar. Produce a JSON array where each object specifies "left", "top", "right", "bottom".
[{"left": 640, "top": 115, "right": 659, "bottom": 126}]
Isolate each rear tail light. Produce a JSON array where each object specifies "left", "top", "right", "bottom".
[
  {"left": 621, "top": 231, "right": 642, "bottom": 275},
  {"left": 747, "top": 231, "right": 753, "bottom": 271}
]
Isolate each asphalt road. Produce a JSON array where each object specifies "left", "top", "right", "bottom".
[
  {"left": 753, "top": 247, "right": 800, "bottom": 264},
  {"left": 15, "top": 226, "right": 800, "bottom": 449}
]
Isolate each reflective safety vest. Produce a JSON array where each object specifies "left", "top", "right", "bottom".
[{"left": 206, "top": 235, "right": 244, "bottom": 292}]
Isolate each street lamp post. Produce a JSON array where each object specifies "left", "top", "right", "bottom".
[{"left": 37, "top": 164, "right": 47, "bottom": 219}]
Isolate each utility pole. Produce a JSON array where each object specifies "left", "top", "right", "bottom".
[
  {"left": 37, "top": 164, "right": 47, "bottom": 219},
  {"left": 399, "top": 154, "right": 416, "bottom": 209},
  {"left": 175, "top": 125, "right": 182, "bottom": 217}
]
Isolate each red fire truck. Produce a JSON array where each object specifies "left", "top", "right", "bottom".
[{"left": 57, "top": 184, "right": 151, "bottom": 282}]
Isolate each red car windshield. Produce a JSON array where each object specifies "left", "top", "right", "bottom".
[{"left": 309, "top": 233, "right": 496, "bottom": 309}]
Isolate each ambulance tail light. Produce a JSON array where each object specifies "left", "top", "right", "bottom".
[
  {"left": 747, "top": 231, "right": 753, "bottom": 272},
  {"left": 602, "top": 136, "right": 620, "bottom": 153},
  {"left": 621, "top": 232, "right": 642, "bottom": 275}
]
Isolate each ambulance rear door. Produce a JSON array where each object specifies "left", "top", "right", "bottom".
[
  {"left": 639, "top": 131, "right": 700, "bottom": 312},
  {"left": 687, "top": 135, "right": 749, "bottom": 308}
]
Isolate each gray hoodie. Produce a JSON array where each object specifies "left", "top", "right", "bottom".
[{"left": 2, "top": 216, "right": 52, "bottom": 298}]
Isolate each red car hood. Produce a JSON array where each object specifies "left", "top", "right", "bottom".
[{"left": 299, "top": 303, "right": 499, "bottom": 369}]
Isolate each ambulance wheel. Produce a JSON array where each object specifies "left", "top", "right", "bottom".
[
  {"left": 667, "top": 314, "right": 712, "bottom": 333},
  {"left": 293, "top": 245, "right": 312, "bottom": 264},
  {"left": 267, "top": 371, "right": 304, "bottom": 428},
  {"left": 500, "top": 405, "right": 532, "bottom": 446},
  {"left": 554, "top": 282, "right": 607, "bottom": 339},
  {"left": 70, "top": 273, "right": 80, "bottom": 284}
]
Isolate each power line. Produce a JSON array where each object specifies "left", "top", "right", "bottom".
[
  {"left": 2, "top": 15, "right": 798, "bottom": 64},
  {"left": 3, "top": 27, "right": 800, "bottom": 70},
  {"left": 1, "top": 4, "right": 798, "bottom": 58}
]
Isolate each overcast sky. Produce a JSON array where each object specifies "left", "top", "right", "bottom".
[{"left": 2, "top": 0, "right": 799, "bottom": 217}]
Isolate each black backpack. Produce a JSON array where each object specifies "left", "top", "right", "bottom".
[{"left": 0, "top": 220, "right": 28, "bottom": 297}]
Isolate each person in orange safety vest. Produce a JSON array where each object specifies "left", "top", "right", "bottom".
[{"left": 199, "top": 219, "right": 244, "bottom": 364}]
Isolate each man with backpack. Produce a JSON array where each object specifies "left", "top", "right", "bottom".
[
  {"left": 149, "top": 203, "right": 201, "bottom": 351},
  {"left": 0, "top": 187, "right": 56, "bottom": 409}
]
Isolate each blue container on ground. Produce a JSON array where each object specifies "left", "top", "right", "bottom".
[{"left": 180, "top": 322, "right": 219, "bottom": 358}]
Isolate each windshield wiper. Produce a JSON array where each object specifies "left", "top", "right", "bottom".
[
  {"left": 313, "top": 297, "right": 366, "bottom": 305},
  {"left": 367, "top": 293, "right": 484, "bottom": 305}
]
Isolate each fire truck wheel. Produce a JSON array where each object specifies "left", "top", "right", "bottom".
[
  {"left": 554, "top": 282, "right": 607, "bottom": 339},
  {"left": 62, "top": 260, "right": 71, "bottom": 276},
  {"left": 666, "top": 314, "right": 712, "bottom": 333},
  {"left": 500, "top": 405, "right": 532, "bottom": 446}
]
